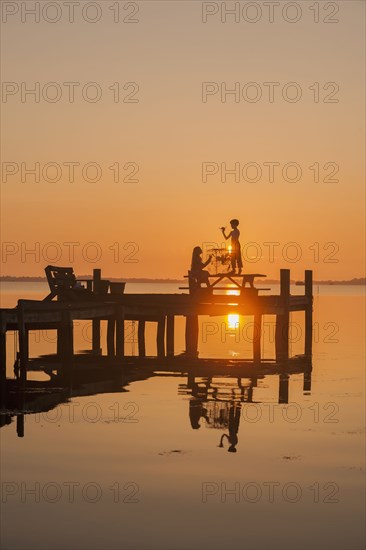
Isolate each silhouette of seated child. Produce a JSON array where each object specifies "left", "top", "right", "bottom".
[{"left": 191, "top": 246, "right": 212, "bottom": 288}]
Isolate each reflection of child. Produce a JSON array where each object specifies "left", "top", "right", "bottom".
[
  {"left": 191, "top": 246, "right": 212, "bottom": 287},
  {"left": 221, "top": 219, "right": 243, "bottom": 274}
]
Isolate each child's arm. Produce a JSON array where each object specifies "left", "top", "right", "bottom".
[
  {"left": 202, "top": 255, "right": 212, "bottom": 268},
  {"left": 221, "top": 228, "right": 232, "bottom": 240}
]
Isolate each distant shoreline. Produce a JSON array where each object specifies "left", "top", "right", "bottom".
[{"left": 0, "top": 276, "right": 365, "bottom": 285}]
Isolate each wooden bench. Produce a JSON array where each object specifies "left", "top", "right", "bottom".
[{"left": 44, "top": 265, "right": 96, "bottom": 302}]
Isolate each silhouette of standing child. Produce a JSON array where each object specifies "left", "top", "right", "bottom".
[
  {"left": 221, "top": 219, "right": 243, "bottom": 274},
  {"left": 191, "top": 246, "right": 212, "bottom": 287},
  {"left": 218, "top": 402, "right": 241, "bottom": 453}
]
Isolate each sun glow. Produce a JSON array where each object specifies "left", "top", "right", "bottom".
[{"left": 227, "top": 314, "right": 240, "bottom": 329}]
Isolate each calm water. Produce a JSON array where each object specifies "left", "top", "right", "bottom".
[{"left": 1, "top": 283, "right": 365, "bottom": 550}]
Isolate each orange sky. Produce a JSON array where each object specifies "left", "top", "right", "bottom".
[{"left": 1, "top": 1, "right": 365, "bottom": 280}]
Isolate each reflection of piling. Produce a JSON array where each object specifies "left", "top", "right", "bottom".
[
  {"left": 275, "top": 269, "right": 290, "bottom": 362},
  {"left": 279, "top": 373, "right": 289, "bottom": 403},
  {"left": 303, "top": 366, "right": 312, "bottom": 393},
  {"left": 16, "top": 414, "right": 24, "bottom": 437}
]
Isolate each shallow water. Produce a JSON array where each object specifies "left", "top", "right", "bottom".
[{"left": 1, "top": 283, "right": 365, "bottom": 550}]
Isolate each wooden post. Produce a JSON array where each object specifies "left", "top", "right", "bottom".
[
  {"left": 157, "top": 317, "right": 166, "bottom": 358},
  {"left": 138, "top": 320, "right": 146, "bottom": 357},
  {"left": 0, "top": 313, "right": 6, "bottom": 408},
  {"left": 275, "top": 269, "right": 290, "bottom": 362},
  {"left": 253, "top": 313, "right": 262, "bottom": 363},
  {"left": 60, "top": 310, "right": 73, "bottom": 375},
  {"left": 185, "top": 315, "right": 199, "bottom": 357},
  {"left": 116, "top": 306, "right": 125, "bottom": 359},
  {"left": 93, "top": 268, "right": 101, "bottom": 293},
  {"left": 17, "top": 303, "right": 28, "bottom": 388},
  {"left": 166, "top": 315, "right": 175, "bottom": 357},
  {"left": 92, "top": 320, "right": 101, "bottom": 354},
  {"left": 92, "top": 269, "right": 101, "bottom": 354},
  {"left": 305, "top": 270, "right": 313, "bottom": 358},
  {"left": 107, "top": 317, "right": 115, "bottom": 357}
]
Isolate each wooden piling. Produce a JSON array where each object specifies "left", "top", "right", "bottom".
[
  {"left": 0, "top": 313, "right": 6, "bottom": 408},
  {"left": 116, "top": 306, "right": 125, "bottom": 359},
  {"left": 305, "top": 270, "right": 313, "bottom": 357},
  {"left": 60, "top": 310, "right": 73, "bottom": 374},
  {"left": 92, "top": 268, "right": 101, "bottom": 354},
  {"left": 166, "top": 315, "right": 175, "bottom": 357},
  {"left": 138, "top": 320, "right": 146, "bottom": 357},
  {"left": 93, "top": 268, "right": 102, "bottom": 292},
  {"left": 157, "top": 317, "right": 166, "bottom": 358},
  {"left": 253, "top": 313, "right": 262, "bottom": 363},
  {"left": 107, "top": 318, "right": 115, "bottom": 357},
  {"left": 185, "top": 315, "right": 199, "bottom": 357},
  {"left": 17, "top": 303, "right": 28, "bottom": 388},
  {"left": 275, "top": 269, "right": 290, "bottom": 362}
]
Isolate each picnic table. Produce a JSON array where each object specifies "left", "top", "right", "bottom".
[
  {"left": 208, "top": 273, "right": 267, "bottom": 290},
  {"left": 180, "top": 272, "right": 270, "bottom": 296}
]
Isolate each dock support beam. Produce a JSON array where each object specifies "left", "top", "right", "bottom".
[
  {"left": 116, "top": 306, "right": 125, "bottom": 359},
  {"left": 17, "top": 303, "right": 28, "bottom": 388},
  {"left": 138, "top": 320, "right": 146, "bottom": 357},
  {"left": 92, "top": 320, "right": 101, "bottom": 354},
  {"left": 92, "top": 269, "right": 102, "bottom": 354},
  {"left": 275, "top": 269, "right": 290, "bottom": 362},
  {"left": 305, "top": 270, "right": 313, "bottom": 358},
  {"left": 185, "top": 315, "right": 199, "bottom": 357},
  {"left": 59, "top": 310, "right": 73, "bottom": 377},
  {"left": 157, "top": 317, "right": 166, "bottom": 358},
  {"left": 107, "top": 318, "right": 115, "bottom": 357},
  {"left": 0, "top": 313, "right": 6, "bottom": 408},
  {"left": 166, "top": 315, "right": 175, "bottom": 358}
]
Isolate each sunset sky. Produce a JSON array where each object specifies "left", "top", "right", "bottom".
[{"left": 1, "top": 1, "right": 365, "bottom": 280}]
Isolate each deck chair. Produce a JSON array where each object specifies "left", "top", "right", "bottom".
[{"left": 44, "top": 265, "right": 94, "bottom": 302}]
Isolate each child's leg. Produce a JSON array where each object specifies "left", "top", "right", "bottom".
[
  {"left": 202, "top": 270, "right": 211, "bottom": 287},
  {"left": 237, "top": 248, "right": 243, "bottom": 273}
]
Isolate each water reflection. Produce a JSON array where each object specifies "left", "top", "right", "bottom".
[
  {"left": 1, "top": 359, "right": 312, "bottom": 444},
  {"left": 179, "top": 366, "right": 312, "bottom": 452}
]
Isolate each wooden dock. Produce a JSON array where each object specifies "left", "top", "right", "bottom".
[{"left": 0, "top": 268, "right": 313, "bottom": 408}]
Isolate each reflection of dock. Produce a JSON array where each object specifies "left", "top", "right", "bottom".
[
  {"left": 179, "top": 359, "right": 312, "bottom": 405},
  {"left": 1, "top": 355, "right": 311, "bottom": 440},
  {"left": 0, "top": 268, "right": 313, "bottom": 408}
]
